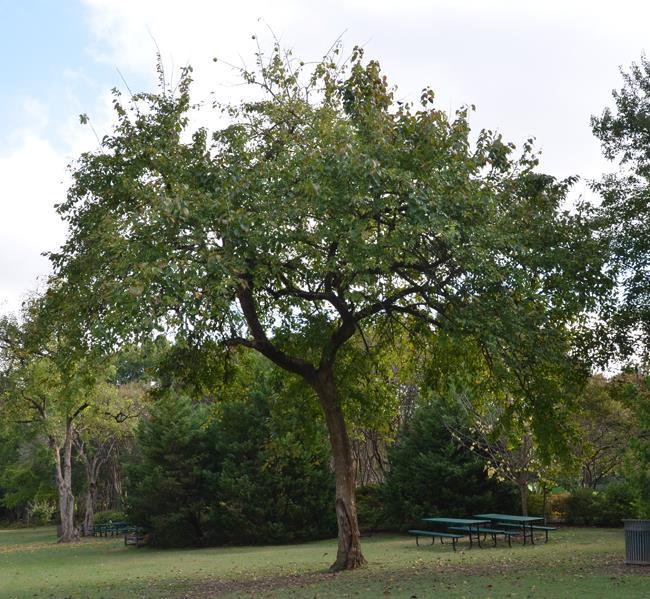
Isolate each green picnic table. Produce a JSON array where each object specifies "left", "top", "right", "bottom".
[
  {"left": 421, "top": 517, "right": 490, "bottom": 548},
  {"left": 474, "top": 513, "right": 546, "bottom": 545}
]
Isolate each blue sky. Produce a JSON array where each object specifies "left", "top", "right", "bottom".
[
  {"left": 1, "top": 0, "right": 649, "bottom": 314},
  {"left": 1, "top": 1, "right": 92, "bottom": 143}
]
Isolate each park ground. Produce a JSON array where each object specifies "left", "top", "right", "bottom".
[{"left": 1, "top": 526, "right": 649, "bottom": 598}]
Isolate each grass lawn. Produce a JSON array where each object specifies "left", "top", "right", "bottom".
[{"left": 1, "top": 526, "right": 648, "bottom": 598}]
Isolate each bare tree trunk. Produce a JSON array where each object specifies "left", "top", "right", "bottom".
[
  {"left": 51, "top": 423, "right": 79, "bottom": 543},
  {"left": 109, "top": 454, "right": 123, "bottom": 510},
  {"left": 76, "top": 436, "right": 117, "bottom": 535},
  {"left": 313, "top": 367, "right": 366, "bottom": 572},
  {"left": 82, "top": 481, "right": 98, "bottom": 536},
  {"left": 518, "top": 480, "right": 529, "bottom": 517}
]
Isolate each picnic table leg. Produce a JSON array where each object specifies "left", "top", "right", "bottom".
[
  {"left": 529, "top": 523, "right": 536, "bottom": 545},
  {"left": 474, "top": 525, "right": 482, "bottom": 548}
]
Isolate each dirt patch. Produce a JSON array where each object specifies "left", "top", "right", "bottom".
[
  {"left": 180, "top": 571, "right": 341, "bottom": 598},
  {"left": 181, "top": 552, "right": 650, "bottom": 597}
]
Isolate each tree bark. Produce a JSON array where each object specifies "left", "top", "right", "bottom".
[
  {"left": 83, "top": 481, "right": 98, "bottom": 536},
  {"left": 518, "top": 480, "right": 529, "bottom": 517},
  {"left": 51, "top": 423, "right": 79, "bottom": 543},
  {"left": 312, "top": 367, "right": 366, "bottom": 572},
  {"left": 76, "top": 436, "right": 116, "bottom": 536}
]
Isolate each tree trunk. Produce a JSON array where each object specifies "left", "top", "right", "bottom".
[
  {"left": 83, "top": 481, "right": 98, "bottom": 536},
  {"left": 52, "top": 425, "right": 79, "bottom": 543},
  {"left": 312, "top": 367, "right": 366, "bottom": 572},
  {"left": 518, "top": 480, "right": 529, "bottom": 516},
  {"left": 314, "top": 368, "right": 366, "bottom": 572},
  {"left": 76, "top": 435, "right": 118, "bottom": 535}
]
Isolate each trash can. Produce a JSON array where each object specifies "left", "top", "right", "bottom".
[{"left": 624, "top": 520, "right": 650, "bottom": 565}]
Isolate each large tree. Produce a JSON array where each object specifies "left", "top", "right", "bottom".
[{"left": 47, "top": 45, "right": 608, "bottom": 569}]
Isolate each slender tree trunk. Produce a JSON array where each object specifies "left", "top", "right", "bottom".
[
  {"left": 110, "top": 455, "right": 123, "bottom": 510},
  {"left": 312, "top": 367, "right": 365, "bottom": 572},
  {"left": 51, "top": 424, "right": 79, "bottom": 543},
  {"left": 76, "top": 436, "right": 117, "bottom": 535},
  {"left": 83, "top": 481, "right": 98, "bottom": 536},
  {"left": 518, "top": 480, "right": 529, "bottom": 517}
]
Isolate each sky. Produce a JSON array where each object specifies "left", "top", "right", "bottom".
[{"left": 1, "top": 0, "right": 649, "bottom": 315}]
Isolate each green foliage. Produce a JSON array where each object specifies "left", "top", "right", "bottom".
[
  {"left": 381, "top": 400, "right": 518, "bottom": 528},
  {"left": 126, "top": 359, "right": 335, "bottom": 548},
  {"left": 611, "top": 371, "right": 650, "bottom": 517},
  {"left": 355, "top": 485, "right": 385, "bottom": 533},
  {"left": 592, "top": 55, "right": 650, "bottom": 355},
  {"left": 125, "top": 394, "right": 214, "bottom": 547},
  {"left": 0, "top": 427, "right": 57, "bottom": 521},
  {"left": 561, "top": 484, "right": 636, "bottom": 526},
  {"left": 207, "top": 393, "right": 335, "bottom": 544},
  {"left": 93, "top": 510, "right": 126, "bottom": 525},
  {"left": 47, "top": 43, "right": 609, "bottom": 447}
]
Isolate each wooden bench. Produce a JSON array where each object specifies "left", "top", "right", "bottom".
[
  {"left": 448, "top": 526, "right": 519, "bottom": 547},
  {"left": 497, "top": 522, "right": 558, "bottom": 543},
  {"left": 408, "top": 529, "right": 465, "bottom": 551}
]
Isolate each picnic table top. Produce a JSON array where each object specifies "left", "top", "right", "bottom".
[
  {"left": 473, "top": 513, "right": 544, "bottom": 523},
  {"left": 422, "top": 517, "right": 488, "bottom": 526}
]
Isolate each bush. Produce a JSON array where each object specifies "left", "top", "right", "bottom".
[
  {"left": 205, "top": 393, "right": 335, "bottom": 545},
  {"left": 381, "top": 400, "right": 518, "bottom": 529},
  {"left": 93, "top": 510, "right": 126, "bottom": 525},
  {"left": 27, "top": 499, "right": 57, "bottom": 526},
  {"left": 561, "top": 484, "right": 636, "bottom": 526},
  {"left": 356, "top": 485, "right": 385, "bottom": 533},
  {"left": 599, "top": 483, "right": 636, "bottom": 526},
  {"left": 125, "top": 395, "right": 216, "bottom": 547},
  {"left": 565, "top": 488, "right": 602, "bottom": 525},
  {"left": 125, "top": 382, "right": 336, "bottom": 547},
  {"left": 549, "top": 492, "right": 570, "bottom": 522}
]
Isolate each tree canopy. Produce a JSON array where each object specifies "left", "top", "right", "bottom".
[{"left": 592, "top": 54, "right": 650, "bottom": 359}]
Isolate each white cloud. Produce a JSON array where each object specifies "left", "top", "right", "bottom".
[
  {"left": 0, "top": 132, "right": 67, "bottom": 314},
  {"left": 3, "top": 0, "right": 649, "bottom": 312},
  {"left": 75, "top": 0, "right": 643, "bottom": 195}
]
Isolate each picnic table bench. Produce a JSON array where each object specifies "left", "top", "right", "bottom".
[
  {"left": 91, "top": 521, "right": 133, "bottom": 538},
  {"left": 124, "top": 527, "right": 145, "bottom": 547},
  {"left": 495, "top": 521, "right": 558, "bottom": 543},
  {"left": 448, "top": 525, "right": 519, "bottom": 547},
  {"left": 474, "top": 514, "right": 548, "bottom": 545},
  {"left": 408, "top": 529, "right": 465, "bottom": 551},
  {"left": 422, "top": 518, "right": 489, "bottom": 548}
]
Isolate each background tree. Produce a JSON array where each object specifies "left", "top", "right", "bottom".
[
  {"left": 47, "top": 44, "right": 609, "bottom": 569},
  {"left": 74, "top": 379, "right": 144, "bottom": 535},
  {"left": 381, "top": 398, "right": 518, "bottom": 527},
  {"left": 126, "top": 393, "right": 215, "bottom": 547},
  {"left": 572, "top": 375, "right": 635, "bottom": 489},
  {"left": 592, "top": 54, "right": 650, "bottom": 359},
  {"left": 0, "top": 423, "right": 57, "bottom": 525},
  {"left": 126, "top": 353, "right": 335, "bottom": 547},
  {"left": 0, "top": 314, "right": 95, "bottom": 541}
]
